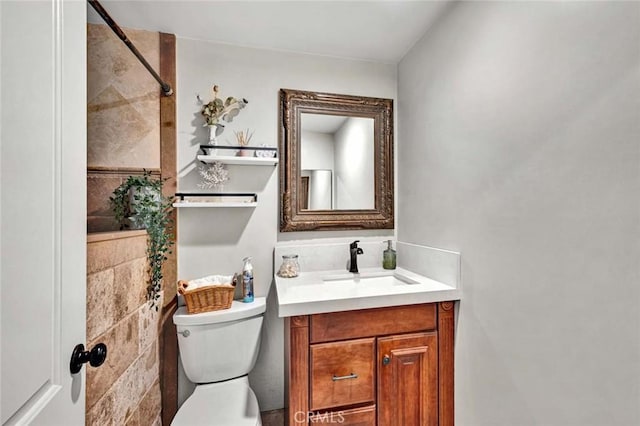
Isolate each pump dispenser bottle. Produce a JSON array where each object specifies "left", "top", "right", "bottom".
[
  {"left": 382, "top": 240, "right": 396, "bottom": 270},
  {"left": 242, "top": 257, "right": 254, "bottom": 302}
]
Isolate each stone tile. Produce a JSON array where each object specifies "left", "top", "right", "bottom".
[
  {"left": 88, "top": 364, "right": 136, "bottom": 426},
  {"left": 87, "top": 234, "right": 148, "bottom": 274},
  {"left": 87, "top": 312, "right": 140, "bottom": 410},
  {"left": 124, "top": 410, "right": 140, "bottom": 426},
  {"left": 138, "top": 293, "right": 162, "bottom": 353},
  {"left": 114, "top": 258, "right": 148, "bottom": 321},
  {"left": 87, "top": 257, "right": 148, "bottom": 343},
  {"left": 87, "top": 24, "right": 159, "bottom": 102},
  {"left": 138, "top": 341, "right": 160, "bottom": 396},
  {"left": 88, "top": 229, "right": 148, "bottom": 244},
  {"left": 87, "top": 175, "right": 122, "bottom": 217},
  {"left": 87, "top": 23, "right": 160, "bottom": 170},
  {"left": 88, "top": 216, "right": 120, "bottom": 233},
  {"left": 88, "top": 85, "right": 157, "bottom": 169},
  {"left": 87, "top": 268, "right": 116, "bottom": 342},
  {"left": 261, "top": 409, "right": 285, "bottom": 426},
  {"left": 120, "top": 342, "right": 159, "bottom": 424},
  {"left": 87, "top": 391, "right": 116, "bottom": 426},
  {"left": 87, "top": 338, "right": 158, "bottom": 426},
  {"left": 137, "top": 380, "right": 161, "bottom": 426}
]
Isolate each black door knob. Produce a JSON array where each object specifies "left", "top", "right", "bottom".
[{"left": 70, "top": 343, "right": 107, "bottom": 374}]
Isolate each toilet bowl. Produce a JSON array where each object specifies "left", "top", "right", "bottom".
[
  {"left": 171, "top": 376, "right": 261, "bottom": 426},
  {"left": 172, "top": 297, "right": 266, "bottom": 426}
]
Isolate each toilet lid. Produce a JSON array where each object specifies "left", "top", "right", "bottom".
[{"left": 172, "top": 377, "right": 261, "bottom": 426}]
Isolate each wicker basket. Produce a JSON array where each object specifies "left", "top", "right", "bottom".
[{"left": 178, "top": 279, "right": 235, "bottom": 314}]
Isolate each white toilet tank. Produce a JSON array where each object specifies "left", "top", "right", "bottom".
[{"left": 173, "top": 297, "right": 266, "bottom": 384}]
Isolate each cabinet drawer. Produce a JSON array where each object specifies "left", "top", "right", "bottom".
[
  {"left": 310, "top": 405, "right": 376, "bottom": 425},
  {"left": 310, "top": 338, "right": 375, "bottom": 411},
  {"left": 310, "top": 303, "right": 436, "bottom": 343}
]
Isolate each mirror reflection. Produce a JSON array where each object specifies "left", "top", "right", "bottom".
[
  {"left": 300, "top": 169, "right": 332, "bottom": 209},
  {"left": 300, "top": 114, "right": 374, "bottom": 210}
]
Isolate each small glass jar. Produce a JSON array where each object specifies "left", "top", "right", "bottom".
[{"left": 278, "top": 254, "right": 300, "bottom": 278}]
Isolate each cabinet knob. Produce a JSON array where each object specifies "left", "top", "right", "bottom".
[{"left": 382, "top": 354, "right": 391, "bottom": 366}]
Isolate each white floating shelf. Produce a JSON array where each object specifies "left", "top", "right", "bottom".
[
  {"left": 197, "top": 154, "right": 278, "bottom": 166},
  {"left": 173, "top": 192, "right": 258, "bottom": 208},
  {"left": 173, "top": 201, "right": 257, "bottom": 208}
]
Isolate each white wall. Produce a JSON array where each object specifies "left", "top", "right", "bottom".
[
  {"left": 302, "top": 131, "right": 336, "bottom": 209},
  {"left": 398, "top": 2, "right": 640, "bottom": 425},
  {"left": 308, "top": 170, "right": 332, "bottom": 210},
  {"left": 334, "top": 117, "right": 375, "bottom": 209},
  {"left": 301, "top": 130, "right": 334, "bottom": 171},
  {"left": 177, "top": 39, "right": 396, "bottom": 410}
]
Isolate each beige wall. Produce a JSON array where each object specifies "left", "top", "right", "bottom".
[
  {"left": 398, "top": 2, "right": 640, "bottom": 424},
  {"left": 86, "top": 231, "right": 161, "bottom": 426}
]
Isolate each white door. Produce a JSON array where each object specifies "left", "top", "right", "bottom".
[{"left": 1, "top": 0, "right": 87, "bottom": 424}]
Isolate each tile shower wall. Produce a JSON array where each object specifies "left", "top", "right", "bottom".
[
  {"left": 87, "top": 23, "right": 160, "bottom": 169},
  {"left": 86, "top": 231, "right": 161, "bottom": 426},
  {"left": 87, "top": 23, "right": 161, "bottom": 232}
]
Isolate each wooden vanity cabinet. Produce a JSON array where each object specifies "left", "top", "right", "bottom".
[{"left": 285, "top": 301, "right": 455, "bottom": 426}]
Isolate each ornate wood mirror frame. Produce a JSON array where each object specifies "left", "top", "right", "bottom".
[{"left": 279, "top": 89, "right": 394, "bottom": 231}]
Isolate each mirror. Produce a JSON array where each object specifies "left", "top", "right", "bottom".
[
  {"left": 279, "top": 89, "right": 394, "bottom": 231},
  {"left": 301, "top": 115, "right": 375, "bottom": 210}
]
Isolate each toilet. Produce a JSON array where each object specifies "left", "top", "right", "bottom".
[{"left": 172, "top": 297, "right": 266, "bottom": 426}]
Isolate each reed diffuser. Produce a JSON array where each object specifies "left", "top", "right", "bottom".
[{"left": 234, "top": 128, "right": 254, "bottom": 157}]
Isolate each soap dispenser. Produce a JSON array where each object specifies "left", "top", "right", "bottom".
[
  {"left": 242, "top": 257, "right": 254, "bottom": 303},
  {"left": 383, "top": 240, "right": 396, "bottom": 270}
]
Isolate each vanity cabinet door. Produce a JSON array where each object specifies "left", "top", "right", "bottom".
[{"left": 377, "top": 332, "right": 438, "bottom": 426}]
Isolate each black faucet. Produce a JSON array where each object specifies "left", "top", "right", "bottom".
[{"left": 349, "top": 240, "right": 364, "bottom": 273}]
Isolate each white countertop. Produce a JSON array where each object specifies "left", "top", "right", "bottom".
[{"left": 275, "top": 267, "right": 461, "bottom": 317}]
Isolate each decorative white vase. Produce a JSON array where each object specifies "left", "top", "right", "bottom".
[{"left": 207, "top": 124, "right": 224, "bottom": 144}]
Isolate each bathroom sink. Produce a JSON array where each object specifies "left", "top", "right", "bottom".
[
  {"left": 275, "top": 267, "right": 461, "bottom": 317},
  {"left": 274, "top": 241, "right": 461, "bottom": 317},
  {"left": 322, "top": 271, "right": 419, "bottom": 286}
]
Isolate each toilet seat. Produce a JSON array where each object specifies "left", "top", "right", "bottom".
[{"left": 172, "top": 376, "right": 261, "bottom": 426}]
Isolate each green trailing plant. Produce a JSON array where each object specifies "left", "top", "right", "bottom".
[{"left": 110, "top": 171, "right": 174, "bottom": 311}]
